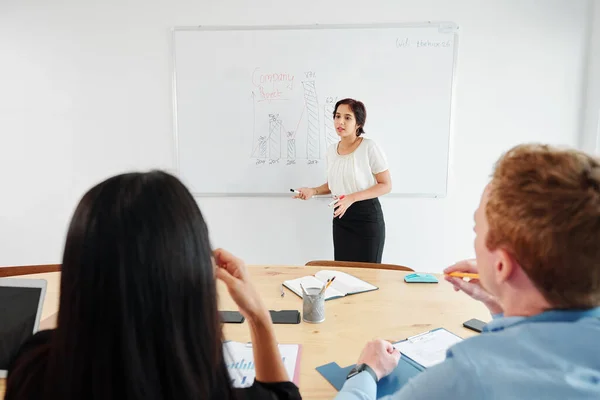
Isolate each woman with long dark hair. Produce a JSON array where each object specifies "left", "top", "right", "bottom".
[{"left": 5, "top": 171, "right": 301, "bottom": 399}]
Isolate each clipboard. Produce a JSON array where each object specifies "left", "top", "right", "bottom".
[
  {"left": 316, "top": 327, "right": 462, "bottom": 397},
  {"left": 393, "top": 327, "right": 463, "bottom": 368}
]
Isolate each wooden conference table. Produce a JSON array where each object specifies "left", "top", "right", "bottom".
[{"left": 0, "top": 266, "right": 490, "bottom": 399}]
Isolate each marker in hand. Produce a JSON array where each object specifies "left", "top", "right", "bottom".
[
  {"left": 328, "top": 195, "right": 345, "bottom": 207},
  {"left": 290, "top": 189, "right": 300, "bottom": 194}
]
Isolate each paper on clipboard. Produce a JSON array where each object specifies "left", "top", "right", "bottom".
[{"left": 393, "top": 328, "right": 462, "bottom": 368}]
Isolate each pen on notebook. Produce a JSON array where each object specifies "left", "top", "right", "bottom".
[{"left": 446, "top": 272, "right": 479, "bottom": 279}]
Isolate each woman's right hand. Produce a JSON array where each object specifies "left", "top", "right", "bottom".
[
  {"left": 214, "top": 248, "right": 269, "bottom": 322},
  {"left": 293, "top": 187, "right": 315, "bottom": 200},
  {"left": 443, "top": 259, "right": 503, "bottom": 315}
]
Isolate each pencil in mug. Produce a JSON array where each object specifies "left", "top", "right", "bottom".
[
  {"left": 319, "top": 276, "right": 336, "bottom": 294},
  {"left": 446, "top": 272, "right": 479, "bottom": 279},
  {"left": 299, "top": 283, "right": 309, "bottom": 297}
]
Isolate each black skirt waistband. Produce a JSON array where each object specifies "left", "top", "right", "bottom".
[{"left": 333, "top": 197, "right": 384, "bottom": 223}]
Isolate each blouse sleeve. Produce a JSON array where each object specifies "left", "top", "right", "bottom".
[
  {"left": 234, "top": 380, "right": 302, "bottom": 400},
  {"left": 368, "top": 140, "right": 388, "bottom": 174}
]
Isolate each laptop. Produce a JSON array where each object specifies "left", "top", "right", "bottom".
[{"left": 0, "top": 278, "right": 47, "bottom": 378}]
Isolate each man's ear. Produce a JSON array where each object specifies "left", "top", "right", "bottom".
[{"left": 494, "top": 248, "right": 516, "bottom": 284}]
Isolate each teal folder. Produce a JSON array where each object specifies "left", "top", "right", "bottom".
[
  {"left": 316, "top": 328, "right": 461, "bottom": 397},
  {"left": 316, "top": 356, "right": 424, "bottom": 397}
]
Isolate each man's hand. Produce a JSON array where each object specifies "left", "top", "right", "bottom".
[
  {"left": 356, "top": 339, "right": 401, "bottom": 380},
  {"left": 444, "top": 259, "right": 503, "bottom": 315}
]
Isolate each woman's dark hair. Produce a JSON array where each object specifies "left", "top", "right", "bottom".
[
  {"left": 39, "top": 171, "right": 232, "bottom": 399},
  {"left": 333, "top": 98, "right": 367, "bottom": 136}
]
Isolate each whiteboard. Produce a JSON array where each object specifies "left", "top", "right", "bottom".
[{"left": 172, "top": 23, "right": 458, "bottom": 197}]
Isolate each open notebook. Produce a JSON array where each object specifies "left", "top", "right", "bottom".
[{"left": 283, "top": 270, "right": 378, "bottom": 300}]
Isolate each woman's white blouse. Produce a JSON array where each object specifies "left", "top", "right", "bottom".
[{"left": 326, "top": 137, "right": 389, "bottom": 196}]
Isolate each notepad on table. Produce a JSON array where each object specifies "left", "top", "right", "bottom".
[
  {"left": 223, "top": 341, "right": 302, "bottom": 388},
  {"left": 283, "top": 270, "right": 378, "bottom": 300}
]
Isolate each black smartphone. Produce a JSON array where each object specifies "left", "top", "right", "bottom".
[
  {"left": 463, "top": 318, "right": 487, "bottom": 333},
  {"left": 220, "top": 311, "right": 245, "bottom": 323},
  {"left": 269, "top": 310, "right": 301, "bottom": 324}
]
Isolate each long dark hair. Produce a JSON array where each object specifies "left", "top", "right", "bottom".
[{"left": 42, "top": 171, "right": 232, "bottom": 399}]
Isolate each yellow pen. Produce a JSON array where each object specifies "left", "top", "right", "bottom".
[
  {"left": 326, "top": 276, "right": 336, "bottom": 289},
  {"left": 446, "top": 272, "right": 479, "bottom": 279},
  {"left": 319, "top": 276, "right": 336, "bottom": 294}
]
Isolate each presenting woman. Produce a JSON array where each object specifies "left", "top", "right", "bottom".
[{"left": 294, "top": 98, "right": 391, "bottom": 263}]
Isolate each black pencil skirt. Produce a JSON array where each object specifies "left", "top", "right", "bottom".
[{"left": 332, "top": 198, "right": 385, "bottom": 263}]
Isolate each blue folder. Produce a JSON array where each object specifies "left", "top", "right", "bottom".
[
  {"left": 316, "top": 355, "right": 425, "bottom": 398},
  {"left": 316, "top": 328, "right": 461, "bottom": 397}
]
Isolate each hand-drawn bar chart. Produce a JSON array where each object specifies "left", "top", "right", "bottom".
[{"left": 250, "top": 69, "right": 334, "bottom": 163}]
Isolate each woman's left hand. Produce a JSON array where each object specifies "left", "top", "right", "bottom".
[
  {"left": 333, "top": 194, "right": 356, "bottom": 218},
  {"left": 214, "top": 248, "right": 269, "bottom": 322}
]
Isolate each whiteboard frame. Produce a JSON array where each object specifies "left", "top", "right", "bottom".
[{"left": 170, "top": 22, "right": 460, "bottom": 198}]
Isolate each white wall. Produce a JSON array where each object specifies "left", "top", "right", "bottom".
[
  {"left": 581, "top": 0, "right": 600, "bottom": 153},
  {"left": 0, "top": 0, "right": 591, "bottom": 271}
]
